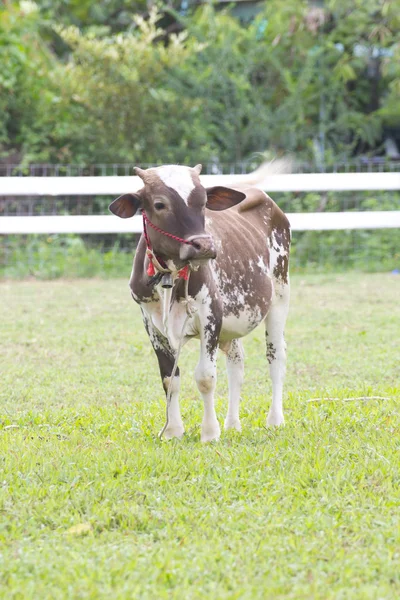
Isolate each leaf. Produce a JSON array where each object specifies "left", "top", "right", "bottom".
[{"left": 334, "top": 62, "right": 357, "bottom": 83}]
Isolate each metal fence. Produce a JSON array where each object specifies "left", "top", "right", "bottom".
[{"left": 1, "top": 158, "right": 400, "bottom": 178}]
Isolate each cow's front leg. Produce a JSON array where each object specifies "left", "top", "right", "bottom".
[
  {"left": 142, "top": 309, "right": 184, "bottom": 439},
  {"left": 195, "top": 317, "right": 221, "bottom": 443}
]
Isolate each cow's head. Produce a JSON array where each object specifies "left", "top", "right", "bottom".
[{"left": 109, "top": 164, "right": 245, "bottom": 265}]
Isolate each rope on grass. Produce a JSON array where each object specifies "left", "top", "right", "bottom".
[{"left": 307, "top": 396, "right": 390, "bottom": 403}]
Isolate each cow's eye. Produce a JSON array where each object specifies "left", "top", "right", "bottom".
[{"left": 154, "top": 202, "right": 165, "bottom": 211}]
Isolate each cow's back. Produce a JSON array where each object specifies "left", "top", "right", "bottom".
[{"left": 204, "top": 188, "right": 290, "bottom": 341}]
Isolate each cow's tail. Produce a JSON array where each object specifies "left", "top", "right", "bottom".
[{"left": 229, "top": 157, "right": 293, "bottom": 189}]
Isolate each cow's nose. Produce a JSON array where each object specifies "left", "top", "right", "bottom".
[{"left": 179, "top": 235, "right": 217, "bottom": 262}]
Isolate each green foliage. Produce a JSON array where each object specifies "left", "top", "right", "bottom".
[
  {"left": 252, "top": 0, "right": 400, "bottom": 161},
  {"left": 1, "top": 0, "right": 400, "bottom": 165},
  {"left": 292, "top": 228, "right": 400, "bottom": 272},
  {"left": 1, "top": 235, "right": 134, "bottom": 278},
  {"left": 36, "top": 0, "right": 151, "bottom": 31},
  {"left": 1, "top": 274, "right": 399, "bottom": 597},
  {"left": 0, "top": 2, "right": 57, "bottom": 161},
  {"left": 47, "top": 9, "right": 207, "bottom": 164},
  {"left": 273, "top": 190, "right": 400, "bottom": 272},
  {"left": 2, "top": 219, "right": 399, "bottom": 279},
  {"left": 171, "top": 6, "right": 272, "bottom": 163}
]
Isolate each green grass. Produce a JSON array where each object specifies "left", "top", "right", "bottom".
[
  {"left": 2, "top": 226, "right": 400, "bottom": 279},
  {"left": 1, "top": 273, "right": 399, "bottom": 599}
]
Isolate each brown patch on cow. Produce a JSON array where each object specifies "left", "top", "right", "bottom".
[
  {"left": 237, "top": 188, "right": 268, "bottom": 213},
  {"left": 228, "top": 344, "right": 243, "bottom": 364},
  {"left": 205, "top": 204, "right": 274, "bottom": 321},
  {"left": 202, "top": 279, "right": 223, "bottom": 357},
  {"left": 273, "top": 254, "right": 289, "bottom": 284},
  {"left": 238, "top": 197, "right": 265, "bottom": 213},
  {"left": 136, "top": 168, "right": 163, "bottom": 188},
  {"left": 187, "top": 184, "right": 207, "bottom": 209},
  {"left": 266, "top": 339, "right": 276, "bottom": 364},
  {"left": 205, "top": 315, "right": 219, "bottom": 357},
  {"left": 273, "top": 228, "right": 290, "bottom": 253},
  {"left": 268, "top": 202, "right": 291, "bottom": 242},
  {"left": 130, "top": 236, "right": 159, "bottom": 303}
]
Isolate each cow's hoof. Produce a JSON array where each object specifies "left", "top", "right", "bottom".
[
  {"left": 160, "top": 423, "right": 185, "bottom": 440},
  {"left": 224, "top": 418, "right": 241, "bottom": 432},
  {"left": 266, "top": 412, "right": 285, "bottom": 427},
  {"left": 201, "top": 420, "right": 221, "bottom": 443}
]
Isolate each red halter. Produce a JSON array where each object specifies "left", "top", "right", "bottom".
[{"left": 142, "top": 210, "right": 193, "bottom": 281}]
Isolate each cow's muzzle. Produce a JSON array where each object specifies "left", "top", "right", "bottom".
[{"left": 179, "top": 234, "right": 217, "bottom": 262}]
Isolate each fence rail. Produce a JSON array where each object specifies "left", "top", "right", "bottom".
[
  {"left": 1, "top": 172, "right": 400, "bottom": 196},
  {"left": 1, "top": 211, "right": 400, "bottom": 235},
  {"left": 1, "top": 172, "right": 399, "bottom": 234}
]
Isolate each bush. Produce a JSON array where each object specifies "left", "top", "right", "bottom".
[{"left": 2, "top": 1, "right": 400, "bottom": 165}]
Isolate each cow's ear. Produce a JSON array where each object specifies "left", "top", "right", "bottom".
[
  {"left": 109, "top": 193, "right": 141, "bottom": 218},
  {"left": 205, "top": 187, "right": 246, "bottom": 211}
]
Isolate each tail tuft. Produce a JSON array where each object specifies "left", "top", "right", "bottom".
[{"left": 229, "top": 157, "right": 293, "bottom": 189}]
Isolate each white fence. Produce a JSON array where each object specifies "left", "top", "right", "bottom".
[
  {"left": 2, "top": 211, "right": 400, "bottom": 234},
  {"left": 1, "top": 172, "right": 400, "bottom": 234}
]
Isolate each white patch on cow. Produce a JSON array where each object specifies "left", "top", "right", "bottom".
[
  {"left": 214, "top": 238, "right": 223, "bottom": 254},
  {"left": 257, "top": 255, "right": 268, "bottom": 274},
  {"left": 156, "top": 165, "right": 195, "bottom": 204},
  {"left": 149, "top": 298, "right": 195, "bottom": 352},
  {"left": 265, "top": 283, "right": 290, "bottom": 427},
  {"left": 224, "top": 339, "right": 244, "bottom": 432},
  {"left": 166, "top": 259, "right": 179, "bottom": 273},
  {"left": 162, "top": 375, "right": 184, "bottom": 439},
  {"left": 208, "top": 260, "right": 269, "bottom": 342},
  {"left": 270, "top": 229, "right": 289, "bottom": 257},
  {"left": 192, "top": 284, "right": 221, "bottom": 442},
  {"left": 221, "top": 305, "right": 263, "bottom": 341},
  {"left": 162, "top": 285, "right": 173, "bottom": 336}
]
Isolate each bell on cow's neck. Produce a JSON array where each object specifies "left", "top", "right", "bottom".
[{"left": 161, "top": 273, "right": 173, "bottom": 289}]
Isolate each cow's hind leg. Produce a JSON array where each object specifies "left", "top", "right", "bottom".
[
  {"left": 223, "top": 339, "right": 244, "bottom": 432},
  {"left": 265, "top": 283, "right": 290, "bottom": 426},
  {"left": 142, "top": 310, "right": 184, "bottom": 439}
]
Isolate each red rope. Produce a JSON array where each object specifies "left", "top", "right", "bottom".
[
  {"left": 142, "top": 211, "right": 194, "bottom": 246},
  {"left": 142, "top": 211, "right": 193, "bottom": 280},
  {"left": 177, "top": 265, "right": 190, "bottom": 280}
]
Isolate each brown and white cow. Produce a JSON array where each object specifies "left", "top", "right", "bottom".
[{"left": 109, "top": 164, "right": 290, "bottom": 442}]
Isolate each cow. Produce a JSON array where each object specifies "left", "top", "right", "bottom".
[{"left": 109, "top": 164, "right": 290, "bottom": 442}]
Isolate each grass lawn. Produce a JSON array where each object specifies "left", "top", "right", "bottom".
[{"left": 1, "top": 272, "right": 399, "bottom": 599}]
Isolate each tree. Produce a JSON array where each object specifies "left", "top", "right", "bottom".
[
  {"left": 0, "top": 1, "right": 57, "bottom": 162},
  {"left": 1, "top": 0, "right": 400, "bottom": 166},
  {"left": 251, "top": 0, "right": 400, "bottom": 163}
]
